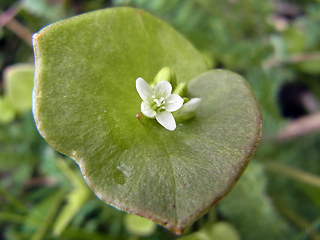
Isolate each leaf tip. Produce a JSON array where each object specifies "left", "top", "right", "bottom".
[{"left": 32, "top": 32, "right": 41, "bottom": 45}]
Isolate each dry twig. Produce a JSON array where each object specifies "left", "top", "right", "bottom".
[
  {"left": 0, "top": 4, "right": 33, "bottom": 46},
  {"left": 277, "top": 113, "right": 320, "bottom": 140}
]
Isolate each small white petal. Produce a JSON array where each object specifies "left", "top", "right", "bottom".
[
  {"left": 154, "top": 81, "right": 172, "bottom": 99},
  {"left": 141, "top": 101, "right": 156, "bottom": 118},
  {"left": 172, "top": 98, "right": 201, "bottom": 122},
  {"left": 164, "top": 94, "right": 184, "bottom": 112},
  {"left": 136, "top": 77, "right": 154, "bottom": 101},
  {"left": 156, "top": 111, "right": 176, "bottom": 131},
  {"left": 181, "top": 98, "right": 201, "bottom": 112}
]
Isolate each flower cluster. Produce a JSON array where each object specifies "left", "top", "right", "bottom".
[
  {"left": 136, "top": 68, "right": 201, "bottom": 131},
  {"left": 136, "top": 77, "right": 183, "bottom": 131}
]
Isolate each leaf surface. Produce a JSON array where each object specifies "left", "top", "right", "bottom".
[{"left": 32, "top": 7, "right": 261, "bottom": 233}]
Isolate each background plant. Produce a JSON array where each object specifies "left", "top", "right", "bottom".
[{"left": 1, "top": 0, "right": 320, "bottom": 239}]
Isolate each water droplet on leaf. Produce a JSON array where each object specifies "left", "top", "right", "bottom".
[
  {"left": 113, "top": 167, "right": 126, "bottom": 185},
  {"left": 112, "top": 163, "right": 132, "bottom": 185}
]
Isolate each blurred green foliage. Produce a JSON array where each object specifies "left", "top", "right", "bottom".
[{"left": 1, "top": 0, "right": 320, "bottom": 239}]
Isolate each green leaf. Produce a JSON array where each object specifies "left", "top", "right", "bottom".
[
  {"left": 53, "top": 188, "right": 90, "bottom": 236},
  {"left": 218, "top": 162, "right": 291, "bottom": 240},
  {"left": 0, "top": 97, "right": 15, "bottom": 124},
  {"left": 295, "top": 59, "right": 320, "bottom": 75},
  {"left": 124, "top": 214, "right": 156, "bottom": 236},
  {"left": 0, "top": 113, "right": 39, "bottom": 174},
  {"left": 179, "top": 231, "right": 211, "bottom": 240},
  {"left": 180, "top": 222, "right": 240, "bottom": 240},
  {"left": 208, "top": 222, "right": 240, "bottom": 240},
  {"left": 21, "top": 0, "right": 65, "bottom": 21},
  {"left": 23, "top": 190, "right": 65, "bottom": 240},
  {"left": 283, "top": 28, "right": 306, "bottom": 54},
  {"left": 4, "top": 64, "right": 34, "bottom": 114},
  {"left": 53, "top": 158, "right": 91, "bottom": 236},
  {"left": 32, "top": 7, "right": 261, "bottom": 233}
]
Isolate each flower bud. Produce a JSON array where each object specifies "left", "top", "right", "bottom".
[
  {"left": 172, "top": 82, "right": 187, "bottom": 97},
  {"left": 151, "top": 67, "right": 177, "bottom": 89},
  {"left": 173, "top": 98, "right": 201, "bottom": 122}
]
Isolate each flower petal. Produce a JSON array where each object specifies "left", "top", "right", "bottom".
[
  {"left": 164, "top": 94, "right": 184, "bottom": 112},
  {"left": 156, "top": 111, "right": 176, "bottom": 131},
  {"left": 181, "top": 98, "right": 201, "bottom": 112},
  {"left": 136, "top": 77, "right": 153, "bottom": 101},
  {"left": 154, "top": 81, "right": 172, "bottom": 98},
  {"left": 141, "top": 101, "right": 156, "bottom": 118},
  {"left": 172, "top": 98, "right": 201, "bottom": 122}
]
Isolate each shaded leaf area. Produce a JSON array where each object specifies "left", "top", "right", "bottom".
[{"left": 32, "top": 5, "right": 261, "bottom": 232}]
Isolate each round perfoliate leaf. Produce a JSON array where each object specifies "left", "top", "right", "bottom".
[{"left": 32, "top": 7, "right": 261, "bottom": 234}]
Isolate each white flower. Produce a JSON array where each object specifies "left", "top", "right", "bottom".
[
  {"left": 173, "top": 98, "right": 201, "bottom": 121},
  {"left": 136, "top": 77, "right": 184, "bottom": 131}
]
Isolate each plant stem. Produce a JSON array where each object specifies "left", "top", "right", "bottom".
[
  {"left": 31, "top": 190, "right": 65, "bottom": 240},
  {"left": 0, "top": 212, "right": 25, "bottom": 223},
  {"left": 274, "top": 199, "right": 320, "bottom": 240},
  {"left": 264, "top": 162, "right": 320, "bottom": 189},
  {"left": 276, "top": 113, "right": 320, "bottom": 141},
  {"left": 263, "top": 52, "right": 320, "bottom": 69}
]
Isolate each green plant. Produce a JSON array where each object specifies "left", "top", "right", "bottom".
[{"left": 32, "top": 7, "right": 261, "bottom": 234}]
